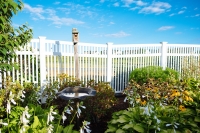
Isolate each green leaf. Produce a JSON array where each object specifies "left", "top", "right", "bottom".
[
  {"left": 11, "top": 111, "right": 18, "bottom": 118},
  {"left": 179, "top": 108, "right": 195, "bottom": 116},
  {"left": 105, "top": 125, "right": 117, "bottom": 133},
  {"left": 63, "top": 124, "right": 74, "bottom": 133},
  {"left": 122, "top": 110, "right": 134, "bottom": 117},
  {"left": 158, "top": 130, "right": 168, "bottom": 133},
  {"left": 196, "top": 109, "right": 200, "bottom": 114},
  {"left": 116, "top": 129, "right": 125, "bottom": 133},
  {"left": 159, "top": 116, "right": 174, "bottom": 123},
  {"left": 133, "top": 124, "right": 145, "bottom": 133},
  {"left": 54, "top": 125, "right": 63, "bottom": 133},
  {"left": 122, "top": 124, "right": 134, "bottom": 130},
  {"left": 194, "top": 116, "right": 200, "bottom": 122},
  {"left": 188, "top": 121, "right": 198, "bottom": 127},
  {"left": 110, "top": 119, "right": 118, "bottom": 124},
  {"left": 13, "top": 64, "right": 19, "bottom": 70},
  {"left": 117, "top": 115, "right": 128, "bottom": 123},
  {"left": 32, "top": 116, "right": 41, "bottom": 128},
  {"left": 3, "top": 7, "right": 7, "bottom": 13}
]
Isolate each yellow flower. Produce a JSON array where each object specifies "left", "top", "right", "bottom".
[
  {"left": 183, "top": 90, "right": 189, "bottom": 96},
  {"left": 188, "top": 97, "right": 193, "bottom": 102},
  {"left": 140, "top": 100, "right": 146, "bottom": 106},
  {"left": 152, "top": 87, "right": 159, "bottom": 93},
  {"left": 154, "top": 94, "right": 160, "bottom": 99},
  {"left": 185, "top": 96, "right": 193, "bottom": 102},
  {"left": 146, "top": 88, "right": 151, "bottom": 91},
  {"left": 185, "top": 96, "right": 189, "bottom": 101},
  {"left": 170, "top": 90, "right": 180, "bottom": 97},
  {"left": 136, "top": 98, "right": 141, "bottom": 103},
  {"left": 179, "top": 105, "right": 186, "bottom": 111}
]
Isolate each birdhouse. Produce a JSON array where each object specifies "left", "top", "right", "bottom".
[{"left": 72, "top": 28, "right": 79, "bottom": 44}]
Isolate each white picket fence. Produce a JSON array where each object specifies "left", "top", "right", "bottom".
[{"left": 1, "top": 36, "right": 200, "bottom": 93}]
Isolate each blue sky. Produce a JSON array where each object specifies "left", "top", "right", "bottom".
[{"left": 12, "top": 0, "right": 200, "bottom": 44}]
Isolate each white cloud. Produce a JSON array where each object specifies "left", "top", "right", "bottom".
[
  {"left": 46, "top": 9, "right": 56, "bottom": 16},
  {"left": 109, "top": 22, "right": 115, "bottom": 25},
  {"left": 57, "top": 7, "right": 70, "bottom": 12},
  {"left": 105, "top": 31, "right": 130, "bottom": 37},
  {"left": 134, "top": 0, "right": 147, "bottom": 6},
  {"left": 113, "top": 2, "right": 119, "bottom": 7},
  {"left": 121, "top": 0, "right": 134, "bottom": 7},
  {"left": 158, "top": 26, "right": 174, "bottom": 31},
  {"left": 54, "top": 1, "right": 60, "bottom": 5},
  {"left": 169, "top": 13, "right": 175, "bottom": 16},
  {"left": 23, "top": 3, "right": 84, "bottom": 27},
  {"left": 195, "top": 14, "right": 200, "bottom": 17},
  {"left": 47, "top": 15, "right": 84, "bottom": 26},
  {"left": 62, "top": 2, "right": 98, "bottom": 18},
  {"left": 24, "top": 3, "right": 45, "bottom": 19},
  {"left": 178, "top": 10, "right": 185, "bottom": 14},
  {"left": 130, "top": 7, "right": 140, "bottom": 10},
  {"left": 139, "top": 2, "right": 171, "bottom": 14},
  {"left": 182, "top": 6, "right": 187, "bottom": 9}
]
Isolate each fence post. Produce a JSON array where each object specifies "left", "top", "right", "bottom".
[
  {"left": 160, "top": 42, "right": 168, "bottom": 70},
  {"left": 56, "top": 41, "right": 63, "bottom": 75},
  {"left": 107, "top": 42, "right": 113, "bottom": 82},
  {"left": 39, "top": 36, "right": 46, "bottom": 89}
]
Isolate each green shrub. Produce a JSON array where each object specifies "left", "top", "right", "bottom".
[
  {"left": 23, "top": 82, "right": 40, "bottom": 106},
  {"left": 105, "top": 104, "right": 200, "bottom": 133},
  {"left": 106, "top": 78, "right": 200, "bottom": 133},
  {"left": 82, "top": 80, "right": 117, "bottom": 123},
  {"left": 58, "top": 73, "right": 82, "bottom": 91},
  {"left": 129, "top": 66, "right": 179, "bottom": 84}
]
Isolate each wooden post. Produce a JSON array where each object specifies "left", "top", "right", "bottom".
[{"left": 72, "top": 28, "right": 79, "bottom": 79}]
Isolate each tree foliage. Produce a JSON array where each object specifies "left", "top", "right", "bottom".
[{"left": 0, "top": 0, "right": 33, "bottom": 72}]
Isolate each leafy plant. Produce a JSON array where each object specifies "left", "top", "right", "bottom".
[
  {"left": 106, "top": 103, "right": 200, "bottom": 133},
  {"left": 58, "top": 73, "right": 82, "bottom": 91},
  {"left": 0, "top": 0, "right": 33, "bottom": 88},
  {"left": 83, "top": 80, "right": 117, "bottom": 123},
  {"left": 0, "top": 86, "right": 91, "bottom": 133},
  {"left": 22, "top": 82, "right": 40, "bottom": 106},
  {"left": 106, "top": 74, "right": 200, "bottom": 132},
  {"left": 129, "top": 66, "right": 179, "bottom": 85},
  {"left": 105, "top": 105, "right": 161, "bottom": 133}
]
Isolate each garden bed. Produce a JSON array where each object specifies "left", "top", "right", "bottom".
[{"left": 90, "top": 95, "right": 129, "bottom": 133}]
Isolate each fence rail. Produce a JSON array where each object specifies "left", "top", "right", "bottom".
[{"left": 1, "top": 36, "right": 200, "bottom": 93}]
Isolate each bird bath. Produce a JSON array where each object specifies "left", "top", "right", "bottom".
[
  {"left": 56, "top": 86, "right": 96, "bottom": 100},
  {"left": 56, "top": 86, "right": 96, "bottom": 129}
]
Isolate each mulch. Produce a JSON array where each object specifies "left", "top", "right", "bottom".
[{"left": 90, "top": 95, "right": 129, "bottom": 133}]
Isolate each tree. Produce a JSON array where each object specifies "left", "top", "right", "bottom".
[
  {"left": 0, "top": 0, "right": 33, "bottom": 71},
  {"left": 0, "top": 0, "right": 33, "bottom": 87}
]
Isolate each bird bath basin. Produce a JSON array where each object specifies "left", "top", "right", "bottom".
[{"left": 56, "top": 86, "right": 96, "bottom": 100}]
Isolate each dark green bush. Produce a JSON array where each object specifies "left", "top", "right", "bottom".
[
  {"left": 129, "top": 66, "right": 179, "bottom": 84},
  {"left": 82, "top": 80, "right": 117, "bottom": 123}
]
